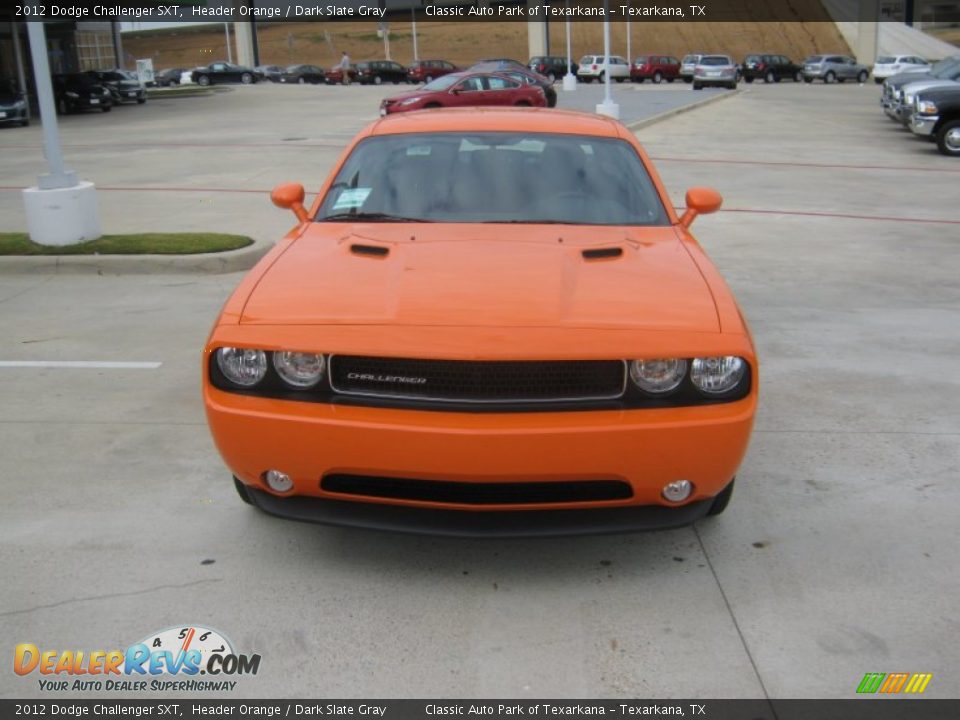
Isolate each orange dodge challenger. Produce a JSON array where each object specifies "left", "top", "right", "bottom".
[{"left": 203, "top": 108, "right": 758, "bottom": 537}]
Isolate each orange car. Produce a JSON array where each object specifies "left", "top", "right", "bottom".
[{"left": 203, "top": 108, "right": 758, "bottom": 536}]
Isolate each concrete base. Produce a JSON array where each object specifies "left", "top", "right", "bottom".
[
  {"left": 23, "top": 181, "right": 101, "bottom": 246},
  {"left": 595, "top": 100, "right": 621, "bottom": 119},
  {"left": 562, "top": 74, "right": 577, "bottom": 92}
]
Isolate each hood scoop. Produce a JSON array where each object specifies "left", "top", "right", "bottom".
[
  {"left": 350, "top": 243, "right": 390, "bottom": 258},
  {"left": 581, "top": 246, "right": 623, "bottom": 261}
]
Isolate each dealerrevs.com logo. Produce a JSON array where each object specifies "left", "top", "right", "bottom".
[{"left": 14, "top": 625, "right": 261, "bottom": 692}]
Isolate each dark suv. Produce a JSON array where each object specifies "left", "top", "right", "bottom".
[
  {"left": 355, "top": 60, "right": 408, "bottom": 85},
  {"left": 528, "top": 56, "right": 578, "bottom": 82},
  {"left": 407, "top": 60, "right": 459, "bottom": 84},
  {"left": 742, "top": 54, "right": 803, "bottom": 83},
  {"left": 631, "top": 55, "right": 680, "bottom": 83},
  {"left": 87, "top": 69, "right": 146, "bottom": 104}
]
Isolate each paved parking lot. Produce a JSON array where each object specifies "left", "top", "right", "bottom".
[{"left": 1, "top": 81, "right": 958, "bottom": 700}]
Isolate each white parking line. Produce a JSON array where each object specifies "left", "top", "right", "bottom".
[{"left": 0, "top": 361, "right": 162, "bottom": 369}]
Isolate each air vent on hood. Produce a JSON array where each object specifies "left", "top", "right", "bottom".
[
  {"left": 582, "top": 247, "right": 623, "bottom": 260},
  {"left": 350, "top": 243, "right": 390, "bottom": 257}
]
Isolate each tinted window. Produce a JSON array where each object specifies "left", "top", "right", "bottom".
[
  {"left": 700, "top": 56, "right": 731, "bottom": 66},
  {"left": 317, "top": 132, "right": 668, "bottom": 226},
  {"left": 488, "top": 76, "right": 520, "bottom": 90}
]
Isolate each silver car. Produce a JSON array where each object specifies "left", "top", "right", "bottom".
[
  {"left": 680, "top": 53, "right": 705, "bottom": 83},
  {"left": 692, "top": 55, "right": 739, "bottom": 90},
  {"left": 802, "top": 55, "right": 870, "bottom": 84}
]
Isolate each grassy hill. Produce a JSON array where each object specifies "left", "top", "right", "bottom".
[{"left": 122, "top": 20, "right": 852, "bottom": 71}]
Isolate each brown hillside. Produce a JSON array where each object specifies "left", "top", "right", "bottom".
[{"left": 122, "top": 21, "right": 851, "bottom": 71}]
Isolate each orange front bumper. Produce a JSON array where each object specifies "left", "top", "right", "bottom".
[{"left": 205, "top": 385, "right": 756, "bottom": 514}]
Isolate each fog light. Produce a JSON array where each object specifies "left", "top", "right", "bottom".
[
  {"left": 263, "top": 469, "right": 294, "bottom": 493},
  {"left": 662, "top": 480, "right": 693, "bottom": 503}
]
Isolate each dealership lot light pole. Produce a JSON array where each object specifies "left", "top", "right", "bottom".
[
  {"left": 22, "top": 22, "right": 101, "bottom": 246},
  {"left": 595, "top": 3, "right": 620, "bottom": 118},
  {"left": 562, "top": 4, "right": 576, "bottom": 91}
]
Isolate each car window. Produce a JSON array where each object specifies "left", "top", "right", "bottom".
[
  {"left": 317, "top": 132, "right": 669, "bottom": 226},
  {"left": 635, "top": 56, "right": 648, "bottom": 64},
  {"left": 212, "top": 64, "right": 226, "bottom": 71},
  {"left": 700, "top": 56, "right": 730, "bottom": 66},
  {"left": 487, "top": 76, "right": 520, "bottom": 90},
  {"left": 457, "top": 77, "right": 486, "bottom": 92},
  {"left": 423, "top": 75, "right": 460, "bottom": 91}
]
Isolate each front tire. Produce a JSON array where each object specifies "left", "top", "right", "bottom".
[
  {"left": 374, "top": 75, "right": 382, "bottom": 85},
  {"left": 857, "top": 70, "right": 869, "bottom": 83},
  {"left": 653, "top": 71, "right": 663, "bottom": 84},
  {"left": 298, "top": 77, "right": 306, "bottom": 84},
  {"left": 241, "top": 73, "right": 253, "bottom": 85},
  {"left": 547, "top": 72, "right": 556, "bottom": 82},
  {"left": 936, "top": 119, "right": 960, "bottom": 157},
  {"left": 795, "top": 71, "right": 803, "bottom": 82},
  {"left": 197, "top": 75, "right": 210, "bottom": 86},
  {"left": 825, "top": 71, "right": 836, "bottom": 84},
  {"left": 765, "top": 70, "right": 775, "bottom": 83},
  {"left": 707, "top": 479, "right": 735, "bottom": 516},
  {"left": 233, "top": 476, "right": 254, "bottom": 505}
]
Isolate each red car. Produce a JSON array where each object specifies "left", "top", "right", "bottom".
[
  {"left": 380, "top": 71, "right": 546, "bottom": 115},
  {"left": 324, "top": 66, "right": 357, "bottom": 85},
  {"left": 631, "top": 55, "right": 681, "bottom": 83},
  {"left": 407, "top": 59, "right": 459, "bottom": 84}
]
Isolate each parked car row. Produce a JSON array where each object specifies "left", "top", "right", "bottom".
[{"left": 880, "top": 55, "right": 960, "bottom": 157}]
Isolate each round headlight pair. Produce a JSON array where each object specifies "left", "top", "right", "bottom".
[
  {"left": 629, "top": 356, "right": 746, "bottom": 396},
  {"left": 215, "top": 348, "right": 325, "bottom": 389}
]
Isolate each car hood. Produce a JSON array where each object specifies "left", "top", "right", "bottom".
[
  {"left": 383, "top": 88, "right": 437, "bottom": 102},
  {"left": 903, "top": 78, "right": 958, "bottom": 96},
  {"left": 241, "top": 224, "right": 720, "bottom": 331}
]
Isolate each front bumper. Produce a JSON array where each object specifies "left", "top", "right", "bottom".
[
  {"left": 0, "top": 106, "right": 28, "bottom": 123},
  {"left": 909, "top": 113, "right": 938, "bottom": 137},
  {"left": 206, "top": 385, "right": 755, "bottom": 519},
  {"left": 245, "top": 485, "right": 717, "bottom": 537}
]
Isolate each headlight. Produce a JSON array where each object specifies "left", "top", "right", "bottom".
[
  {"left": 917, "top": 100, "right": 938, "bottom": 115},
  {"left": 629, "top": 359, "right": 687, "bottom": 395},
  {"left": 273, "top": 351, "right": 325, "bottom": 388},
  {"left": 399, "top": 97, "right": 422, "bottom": 105},
  {"left": 691, "top": 356, "right": 746, "bottom": 395},
  {"left": 215, "top": 347, "right": 267, "bottom": 387},
  {"left": 65, "top": 91, "right": 79, "bottom": 98}
]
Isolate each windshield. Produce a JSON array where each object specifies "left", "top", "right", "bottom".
[
  {"left": 682, "top": 55, "right": 699, "bottom": 64},
  {"left": 932, "top": 58, "right": 960, "bottom": 78},
  {"left": 423, "top": 75, "right": 460, "bottom": 91},
  {"left": 316, "top": 132, "right": 668, "bottom": 226}
]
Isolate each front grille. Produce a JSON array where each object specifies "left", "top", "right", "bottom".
[
  {"left": 321, "top": 474, "right": 633, "bottom": 505},
  {"left": 329, "top": 356, "right": 626, "bottom": 404}
]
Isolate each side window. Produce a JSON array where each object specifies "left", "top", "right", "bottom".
[
  {"left": 457, "top": 77, "right": 485, "bottom": 92},
  {"left": 212, "top": 64, "right": 225, "bottom": 72},
  {"left": 487, "top": 76, "right": 519, "bottom": 90}
]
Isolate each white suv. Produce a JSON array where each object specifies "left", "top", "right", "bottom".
[
  {"left": 872, "top": 55, "right": 929, "bottom": 83},
  {"left": 577, "top": 55, "right": 630, "bottom": 83}
]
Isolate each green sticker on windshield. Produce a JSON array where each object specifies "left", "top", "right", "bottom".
[{"left": 332, "top": 188, "right": 371, "bottom": 210}]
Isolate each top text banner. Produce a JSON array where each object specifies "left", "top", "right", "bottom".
[{"left": 11, "top": 0, "right": 893, "bottom": 23}]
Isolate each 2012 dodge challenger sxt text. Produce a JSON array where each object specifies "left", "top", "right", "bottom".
[{"left": 202, "top": 108, "right": 758, "bottom": 537}]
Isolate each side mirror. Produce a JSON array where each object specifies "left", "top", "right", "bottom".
[
  {"left": 679, "top": 187, "right": 722, "bottom": 228},
  {"left": 271, "top": 183, "right": 308, "bottom": 222}
]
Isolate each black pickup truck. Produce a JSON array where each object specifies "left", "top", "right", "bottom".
[{"left": 909, "top": 85, "right": 960, "bottom": 157}]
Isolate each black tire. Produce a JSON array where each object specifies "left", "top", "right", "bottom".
[
  {"left": 653, "top": 71, "right": 662, "bottom": 84},
  {"left": 707, "top": 479, "right": 735, "bottom": 516},
  {"left": 241, "top": 73, "right": 253, "bottom": 84},
  {"left": 935, "top": 119, "right": 960, "bottom": 157},
  {"left": 825, "top": 70, "right": 836, "bottom": 83},
  {"left": 197, "top": 75, "right": 210, "bottom": 86},
  {"left": 857, "top": 70, "right": 869, "bottom": 83},
  {"left": 233, "top": 476, "right": 254, "bottom": 505},
  {"left": 598, "top": 72, "right": 605, "bottom": 83},
  {"left": 765, "top": 70, "right": 775, "bottom": 83},
  {"left": 794, "top": 71, "right": 803, "bottom": 82}
]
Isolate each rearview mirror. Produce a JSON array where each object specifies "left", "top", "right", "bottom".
[
  {"left": 271, "top": 182, "right": 308, "bottom": 223},
  {"left": 679, "top": 187, "right": 722, "bottom": 228}
]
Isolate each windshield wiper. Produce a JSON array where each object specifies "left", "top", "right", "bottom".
[
  {"left": 322, "top": 212, "right": 432, "bottom": 223},
  {"left": 479, "top": 219, "right": 590, "bottom": 225}
]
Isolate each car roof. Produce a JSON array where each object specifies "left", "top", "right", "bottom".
[{"left": 369, "top": 107, "right": 623, "bottom": 138}]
